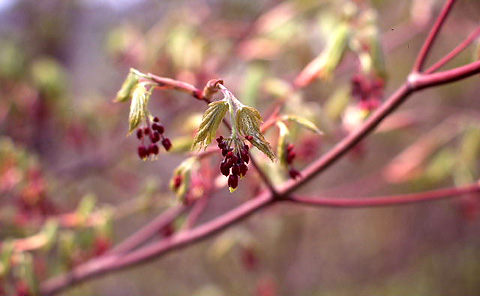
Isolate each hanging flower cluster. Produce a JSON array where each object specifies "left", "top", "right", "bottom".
[
  {"left": 192, "top": 83, "right": 275, "bottom": 192},
  {"left": 114, "top": 69, "right": 172, "bottom": 160}
]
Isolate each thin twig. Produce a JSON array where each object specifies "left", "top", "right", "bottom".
[
  {"left": 285, "top": 183, "right": 480, "bottom": 208},
  {"left": 412, "top": 0, "right": 457, "bottom": 72},
  {"left": 107, "top": 204, "right": 190, "bottom": 255},
  {"left": 424, "top": 27, "right": 480, "bottom": 74}
]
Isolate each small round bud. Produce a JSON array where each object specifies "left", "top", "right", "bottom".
[
  {"left": 241, "top": 148, "right": 249, "bottom": 163},
  {"left": 136, "top": 129, "right": 143, "bottom": 139},
  {"left": 287, "top": 143, "right": 294, "bottom": 152},
  {"left": 245, "top": 135, "right": 253, "bottom": 141},
  {"left": 150, "top": 132, "right": 160, "bottom": 143},
  {"left": 231, "top": 164, "right": 240, "bottom": 175},
  {"left": 149, "top": 144, "right": 159, "bottom": 155},
  {"left": 152, "top": 123, "right": 165, "bottom": 134},
  {"left": 287, "top": 151, "right": 296, "bottom": 164},
  {"left": 144, "top": 127, "right": 150, "bottom": 135},
  {"left": 153, "top": 116, "right": 160, "bottom": 122},
  {"left": 239, "top": 163, "right": 248, "bottom": 177},
  {"left": 173, "top": 175, "right": 182, "bottom": 190},
  {"left": 220, "top": 161, "right": 230, "bottom": 176},
  {"left": 216, "top": 136, "right": 224, "bottom": 143},
  {"left": 162, "top": 138, "right": 172, "bottom": 151},
  {"left": 138, "top": 145, "right": 148, "bottom": 159},
  {"left": 228, "top": 174, "right": 238, "bottom": 190},
  {"left": 288, "top": 168, "right": 301, "bottom": 179}
]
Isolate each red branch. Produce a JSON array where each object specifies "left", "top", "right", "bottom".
[
  {"left": 412, "top": 0, "right": 457, "bottom": 72},
  {"left": 286, "top": 183, "right": 480, "bottom": 208},
  {"left": 425, "top": 27, "right": 480, "bottom": 74}
]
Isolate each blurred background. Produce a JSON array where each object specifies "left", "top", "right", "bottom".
[{"left": 0, "top": 0, "right": 480, "bottom": 295}]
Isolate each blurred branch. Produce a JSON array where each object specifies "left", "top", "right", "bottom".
[
  {"left": 425, "top": 27, "right": 480, "bottom": 74},
  {"left": 285, "top": 183, "right": 480, "bottom": 208},
  {"left": 412, "top": 0, "right": 457, "bottom": 72},
  {"left": 108, "top": 204, "right": 190, "bottom": 255}
]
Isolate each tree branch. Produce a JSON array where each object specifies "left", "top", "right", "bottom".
[
  {"left": 285, "top": 183, "right": 480, "bottom": 208},
  {"left": 412, "top": 0, "right": 457, "bottom": 72},
  {"left": 40, "top": 192, "right": 274, "bottom": 295},
  {"left": 425, "top": 27, "right": 480, "bottom": 74}
]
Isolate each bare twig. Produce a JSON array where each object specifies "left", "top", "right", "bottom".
[
  {"left": 412, "top": 0, "right": 457, "bottom": 72},
  {"left": 285, "top": 183, "right": 480, "bottom": 208}
]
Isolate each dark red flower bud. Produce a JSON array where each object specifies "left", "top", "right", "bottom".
[
  {"left": 144, "top": 127, "right": 150, "bottom": 135},
  {"left": 287, "top": 143, "right": 294, "bottom": 152},
  {"left": 225, "top": 157, "right": 234, "bottom": 168},
  {"left": 218, "top": 142, "right": 226, "bottom": 149},
  {"left": 231, "top": 164, "right": 240, "bottom": 175},
  {"left": 220, "top": 161, "right": 230, "bottom": 176},
  {"left": 245, "top": 135, "right": 253, "bottom": 141},
  {"left": 226, "top": 151, "right": 234, "bottom": 159},
  {"left": 239, "top": 163, "right": 248, "bottom": 177},
  {"left": 216, "top": 136, "right": 224, "bottom": 143},
  {"left": 152, "top": 123, "right": 164, "bottom": 134},
  {"left": 228, "top": 174, "right": 238, "bottom": 189},
  {"left": 136, "top": 129, "right": 143, "bottom": 139},
  {"left": 173, "top": 175, "right": 182, "bottom": 189},
  {"left": 243, "top": 144, "right": 249, "bottom": 151},
  {"left": 150, "top": 132, "right": 160, "bottom": 143},
  {"left": 222, "top": 148, "right": 229, "bottom": 156},
  {"left": 149, "top": 144, "right": 159, "bottom": 155},
  {"left": 162, "top": 138, "right": 172, "bottom": 151},
  {"left": 289, "top": 168, "right": 301, "bottom": 179},
  {"left": 138, "top": 145, "right": 148, "bottom": 159},
  {"left": 241, "top": 149, "right": 249, "bottom": 163},
  {"left": 287, "top": 151, "right": 296, "bottom": 164},
  {"left": 153, "top": 116, "right": 160, "bottom": 122}
]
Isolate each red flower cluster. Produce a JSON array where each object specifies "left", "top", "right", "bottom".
[
  {"left": 136, "top": 117, "right": 172, "bottom": 160},
  {"left": 216, "top": 136, "right": 249, "bottom": 191},
  {"left": 351, "top": 74, "right": 384, "bottom": 111},
  {"left": 285, "top": 143, "right": 301, "bottom": 179}
]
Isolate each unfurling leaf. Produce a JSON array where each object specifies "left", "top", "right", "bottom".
[
  {"left": 128, "top": 84, "right": 151, "bottom": 133},
  {"left": 170, "top": 157, "right": 198, "bottom": 201},
  {"left": 276, "top": 121, "right": 290, "bottom": 167},
  {"left": 282, "top": 115, "right": 323, "bottom": 134},
  {"left": 114, "top": 68, "right": 139, "bottom": 102},
  {"left": 295, "top": 22, "right": 350, "bottom": 87},
  {"left": 236, "top": 106, "right": 275, "bottom": 161},
  {"left": 41, "top": 219, "right": 59, "bottom": 252},
  {"left": 191, "top": 100, "right": 229, "bottom": 150}
]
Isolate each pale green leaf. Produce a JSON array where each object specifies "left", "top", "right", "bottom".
[
  {"left": 114, "top": 68, "right": 139, "bottom": 102},
  {"left": 128, "top": 84, "right": 151, "bottom": 133},
  {"left": 282, "top": 114, "right": 323, "bottom": 134},
  {"left": 236, "top": 106, "right": 276, "bottom": 161},
  {"left": 191, "top": 100, "right": 229, "bottom": 150}
]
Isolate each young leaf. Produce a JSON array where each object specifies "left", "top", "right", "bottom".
[
  {"left": 236, "top": 106, "right": 276, "bottom": 161},
  {"left": 191, "top": 100, "right": 229, "bottom": 150},
  {"left": 128, "top": 84, "right": 151, "bottom": 134},
  {"left": 41, "top": 219, "right": 59, "bottom": 252},
  {"left": 170, "top": 157, "right": 198, "bottom": 201},
  {"left": 295, "top": 22, "right": 350, "bottom": 87},
  {"left": 276, "top": 121, "right": 290, "bottom": 167},
  {"left": 281, "top": 115, "right": 323, "bottom": 134},
  {"left": 114, "top": 68, "right": 139, "bottom": 102}
]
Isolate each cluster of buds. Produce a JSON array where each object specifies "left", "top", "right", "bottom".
[
  {"left": 136, "top": 116, "right": 172, "bottom": 160},
  {"left": 284, "top": 143, "right": 301, "bottom": 179},
  {"left": 216, "top": 136, "right": 250, "bottom": 192},
  {"left": 351, "top": 74, "right": 384, "bottom": 112}
]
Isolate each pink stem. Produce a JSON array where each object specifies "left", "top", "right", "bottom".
[
  {"left": 412, "top": 0, "right": 457, "bottom": 72},
  {"left": 286, "top": 184, "right": 480, "bottom": 208},
  {"left": 425, "top": 27, "right": 480, "bottom": 74}
]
